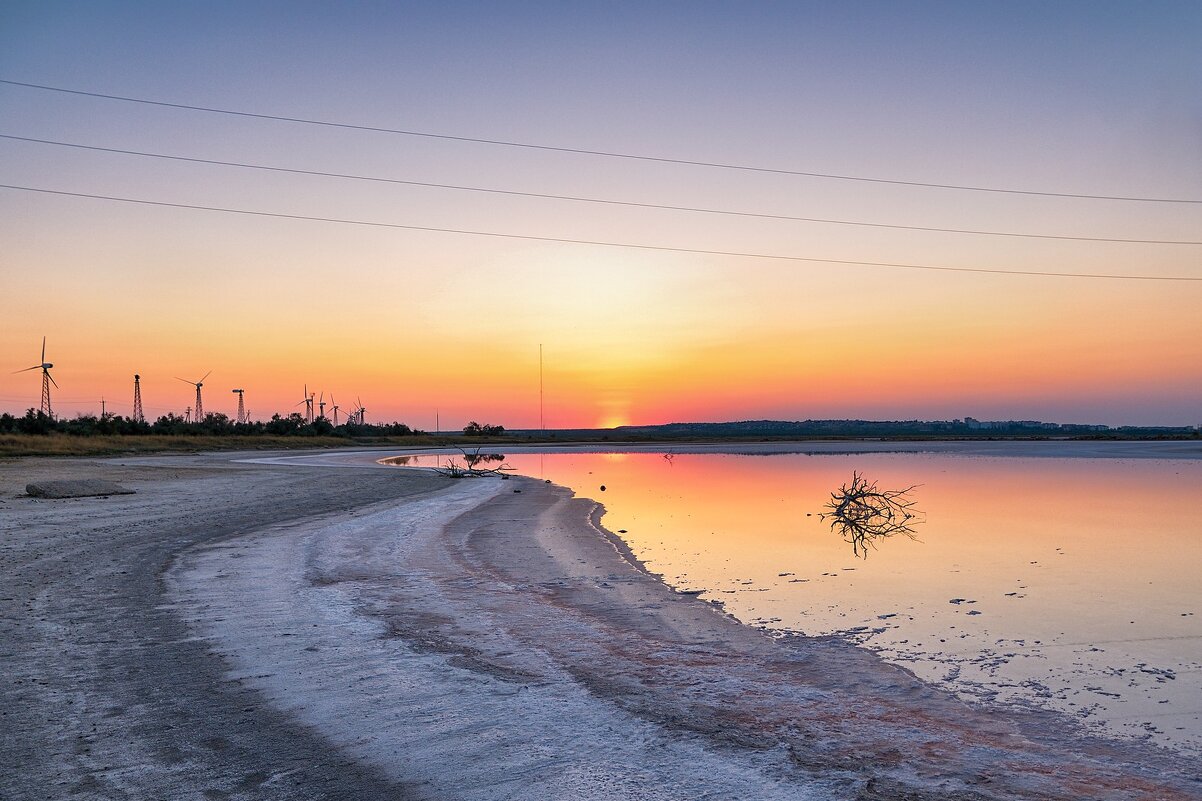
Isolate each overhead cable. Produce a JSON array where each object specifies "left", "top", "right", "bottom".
[
  {"left": 2, "top": 134, "right": 1196, "bottom": 245},
  {"left": 3, "top": 183, "right": 1199, "bottom": 282},
  {"left": 2, "top": 78, "right": 1199, "bottom": 204}
]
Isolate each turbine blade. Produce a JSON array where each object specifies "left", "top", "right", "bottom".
[
  {"left": 200, "top": 370, "right": 212, "bottom": 383},
  {"left": 13, "top": 365, "right": 41, "bottom": 373},
  {"left": 48, "top": 372, "right": 59, "bottom": 389},
  {"left": 175, "top": 376, "right": 193, "bottom": 385},
  {"left": 41, "top": 336, "right": 46, "bottom": 363}
]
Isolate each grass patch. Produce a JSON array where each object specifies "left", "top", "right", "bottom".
[{"left": 0, "top": 433, "right": 488, "bottom": 458}]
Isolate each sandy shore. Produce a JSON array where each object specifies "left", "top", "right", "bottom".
[
  {"left": 0, "top": 452, "right": 445, "bottom": 800},
  {"left": 3, "top": 447, "right": 1201, "bottom": 799}
]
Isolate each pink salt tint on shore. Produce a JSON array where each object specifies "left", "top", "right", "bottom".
[{"left": 409, "top": 450, "right": 1202, "bottom": 753}]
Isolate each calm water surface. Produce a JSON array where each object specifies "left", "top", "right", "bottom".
[{"left": 396, "top": 450, "right": 1202, "bottom": 753}]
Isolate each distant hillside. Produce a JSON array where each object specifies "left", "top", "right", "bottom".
[{"left": 509, "top": 419, "right": 1199, "bottom": 440}]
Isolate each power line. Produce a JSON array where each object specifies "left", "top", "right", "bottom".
[
  {"left": 4, "top": 183, "right": 1199, "bottom": 282},
  {"left": 3, "top": 78, "right": 1199, "bottom": 205},
  {"left": 3, "top": 133, "right": 1197, "bottom": 246}
]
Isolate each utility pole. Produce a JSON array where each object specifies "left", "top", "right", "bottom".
[
  {"left": 100, "top": 397, "right": 106, "bottom": 418},
  {"left": 539, "top": 343, "right": 544, "bottom": 432}
]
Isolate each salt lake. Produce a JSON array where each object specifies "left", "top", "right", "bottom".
[{"left": 388, "top": 444, "right": 1202, "bottom": 754}]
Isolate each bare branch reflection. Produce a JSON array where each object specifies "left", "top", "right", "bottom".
[
  {"left": 434, "top": 447, "right": 512, "bottom": 478},
  {"left": 822, "top": 471, "right": 923, "bottom": 557}
]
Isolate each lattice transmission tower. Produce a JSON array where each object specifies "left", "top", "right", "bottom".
[
  {"left": 132, "top": 374, "right": 144, "bottom": 423},
  {"left": 232, "top": 388, "right": 246, "bottom": 424}
]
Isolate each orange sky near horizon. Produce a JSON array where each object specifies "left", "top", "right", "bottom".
[{"left": 3, "top": 239, "right": 1199, "bottom": 429}]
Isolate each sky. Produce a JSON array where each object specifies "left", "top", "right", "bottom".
[{"left": 1, "top": 1, "right": 1200, "bottom": 429}]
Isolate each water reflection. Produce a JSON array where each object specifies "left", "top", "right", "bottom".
[
  {"left": 436, "top": 450, "right": 1202, "bottom": 753},
  {"left": 822, "top": 471, "right": 923, "bottom": 557},
  {"left": 435, "top": 448, "right": 510, "bottom": 477},
  {"left": 464, "top": 451, "right": 506, "bottom": 466},
  {"left": 382, "top": 449, "right": 1202, "bottom": 750},
  {"left": 386, "top": 449, "right": 511, "bottom": 477}
]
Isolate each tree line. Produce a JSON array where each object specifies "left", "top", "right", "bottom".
[{"left": 0, "top": 409, "right": 417, "bottom": 438}]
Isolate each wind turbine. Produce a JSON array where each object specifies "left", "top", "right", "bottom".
[
  {"left": 318, "top": 392, "right": 326, "bottom": 421},
  {"left": 176, "top": 371, "right": 211, "bottom": 421},
  {"left": 357, "top": 396, "right": 366, "bottom": 425},
  {"left": 331, "top": 394, "right": 340, "bottom": 426},
  {"left": 296, "top": 384, "right": 314, "bottom": 423},
  {"left": 14, "top": 337, "right": 57, "bottom": 417}
]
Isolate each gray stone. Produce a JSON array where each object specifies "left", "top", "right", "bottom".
[{"left": 25, "top": 479, "right": 136, "bottom": 498}]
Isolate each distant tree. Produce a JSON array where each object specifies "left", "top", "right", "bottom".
[
  {"left": 18, "top": 409, "right": 55, "bottom": 435},
  {"left": 463, "top": 421, "right": 505, "bottom": 436},
  {"left": 265, "top": 413, "right": 307, "bottom": 436},
  {"left": 151, "top": 413, "right": 191, "bottom": 435},
  {"left": 194, "top": 412, "right": 235, "bottom": 435}
]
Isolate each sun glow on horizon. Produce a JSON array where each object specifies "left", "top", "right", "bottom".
[{"left": 598, "top": 415, "right": 632, "bottom": 430}]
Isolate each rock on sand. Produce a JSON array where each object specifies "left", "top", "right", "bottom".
[{"left": 24, "top": 479, "right": 136, "bottom": 499}]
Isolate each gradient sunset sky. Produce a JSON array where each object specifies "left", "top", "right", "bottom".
[{"left": 2, "top": 2, "right": 1200, "bottom": 429}]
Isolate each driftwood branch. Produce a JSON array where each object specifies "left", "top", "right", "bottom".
[
  {"left": 820, "top": 471, "right": 922, "bottom": 557},
  {"left": 433, "top": 447, "right": 514, "bottom": 479}
]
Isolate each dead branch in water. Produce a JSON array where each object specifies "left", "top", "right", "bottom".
[
  {"left": 821, "top": 471, "right": 922, "bottom": 557},
  {"left": 433, "top": 447, "right": 514, "bottom": 479}
]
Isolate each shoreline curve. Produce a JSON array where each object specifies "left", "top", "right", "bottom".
[{"left": 171, "top": 463, "right": 1202, "bottom": 800}]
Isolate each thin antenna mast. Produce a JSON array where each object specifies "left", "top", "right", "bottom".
[{"left": 539, "top": 343, "right": 544, "bottom": 432}]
